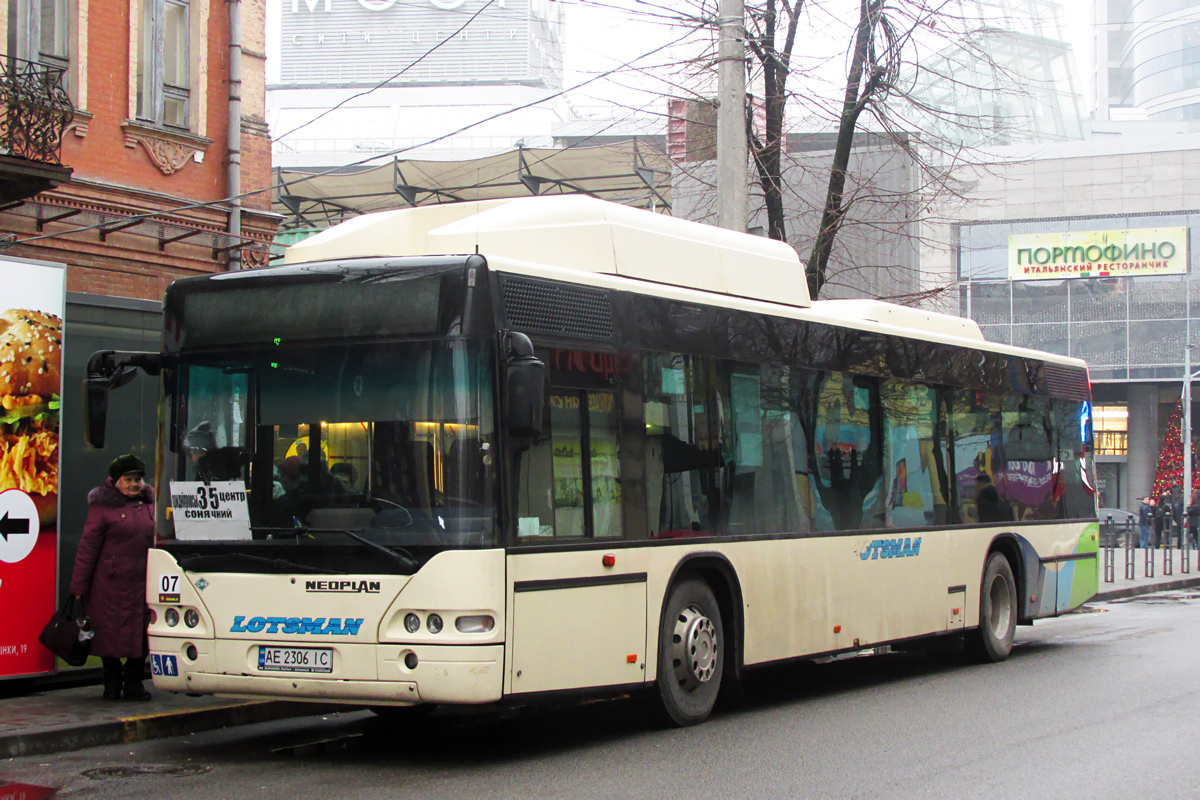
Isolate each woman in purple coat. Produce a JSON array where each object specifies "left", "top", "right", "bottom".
[{"left": 70, "top": 454, "right": 154, "bottom": 701}]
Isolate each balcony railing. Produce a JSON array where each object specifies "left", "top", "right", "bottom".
[{"left": 0, "top": 56, "right": 74, "bottom": 165}]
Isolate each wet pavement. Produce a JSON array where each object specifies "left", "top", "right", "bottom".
[{"left": 0, "top": 544, "right": 1195, "bottom": 762}]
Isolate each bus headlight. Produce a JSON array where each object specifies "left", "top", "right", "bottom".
[
  {"left": 404, "top": 613, "right": 420, "bottom": 633},
  {"left": 455, "top": 615, "right": 495, "bottom": 633},
  {"left": 426, "top": 613, "right": 443, "bottom": 634},
  {"left": 184, "top": 609, "right": 200, "bottom": 628},
  {"left": 165, "top": 608, "right": 180, "bottom": 627}
]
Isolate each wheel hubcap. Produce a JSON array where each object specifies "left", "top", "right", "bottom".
[
  {"left": 987, "top": 575, "right": 1012, "bottom": 636},
  {"left": 671, "top": 604, "right": 718, "bottom": 692}
]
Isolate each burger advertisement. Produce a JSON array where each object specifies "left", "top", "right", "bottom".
[{"left": 0, "top": 258, "right": 64, "bottom": 678}]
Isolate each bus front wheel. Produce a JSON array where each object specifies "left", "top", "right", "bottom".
[
  {"left": 657, "top": 578, "right": 724, "bottom": 726},
  {"left": 968, "top": 552, "right": 1017, "bottom": 663}
]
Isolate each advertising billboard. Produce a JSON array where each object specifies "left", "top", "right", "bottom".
[
  {"left": 280, "top": 0, "right": 562, "bottom": 88},
  {"left": 0, "top": 257, "right": 64, "bottom": 678},
  {"left": 1008, "top": 227, "right": 1188, "bottom": 281}
]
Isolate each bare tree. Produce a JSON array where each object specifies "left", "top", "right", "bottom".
[
  {"left": 570, "top": 0, "right": 1079, "bottom": 304},
  {"left": 798, "top": 0, "right": 898, "bottom": 298}
]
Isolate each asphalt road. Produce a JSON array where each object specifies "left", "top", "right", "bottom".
[{"left": 3, "top": 591, "right": 1199, "bottom": 800}]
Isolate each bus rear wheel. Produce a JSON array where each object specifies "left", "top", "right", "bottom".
[
  {"left": 657, "top": 578, "right": 724, "bottom": 726},
  {"left": 968, "top": 552, "right": 1017, "bottom": 663}
]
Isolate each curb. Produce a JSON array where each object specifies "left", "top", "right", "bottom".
[
  {"left": 0, "top": 700, "right": 341, "bottom": 759},
  {"left": 1091, "top": 575, "right": 1200, "bottom": 603}
]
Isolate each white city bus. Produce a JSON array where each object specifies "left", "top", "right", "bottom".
[{"left": 86, "top": 196, "right": 1098, "bottom": 725}]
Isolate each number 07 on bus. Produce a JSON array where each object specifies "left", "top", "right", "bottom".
[{"left": 85, "top": 196, "right": 1097, "bottom": 726}]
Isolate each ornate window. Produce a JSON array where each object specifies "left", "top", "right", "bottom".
[
  {"left": 135, "top": 0, "right": 189, "bottom": 129},
  {"left": 10, "top": 0, "right": 71, "bottom": 86}
]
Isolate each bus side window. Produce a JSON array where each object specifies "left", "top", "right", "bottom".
[
  {"left": 1001, "top": 395, "right": 1057, "bottom": 520},
  {"left": 515, "top": 351, "right": 627, "bottom": 543},
  {"left": 727, "top": 365, "right": 807, "bottom": 535},
  {"left": 1055, "top": 398, "right": 1095, "bottom": 519},
  {"left": 644, "top": 353, "right": 725, "bottom": 537},
  {"left": 517, "top": 425, "right": 555, "bottom": 540},
  {"left": 949, "top": 389, "right": 1004, "bottom": 523},
  {"left": 805, "top": 372, "right": 885, "bottom": 531},
  {"left": 881, "top": 380, "right": 948, "bottom": 529}
]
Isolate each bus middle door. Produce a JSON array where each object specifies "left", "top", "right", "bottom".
[{"left": 508, "top": 364, "right": 648, "bottom": 695}]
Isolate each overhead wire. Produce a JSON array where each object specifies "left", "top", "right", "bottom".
[
  {"left": 272, "top": 0, "right": 497, "bottom": 142},
  {"left": 3, "top": 26, "right": 698, "bottom": 251}
]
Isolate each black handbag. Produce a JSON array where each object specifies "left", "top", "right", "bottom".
[{"left": 38, "top": 596, "right": 91, "bottom": 667}]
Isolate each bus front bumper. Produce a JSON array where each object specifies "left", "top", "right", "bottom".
[{"left": 148, "top": 637, "right": 504, "bottom": 705}]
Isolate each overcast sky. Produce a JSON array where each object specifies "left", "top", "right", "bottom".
[{"left": 267, "top": 0, "right": 1100, "bottom": 124}]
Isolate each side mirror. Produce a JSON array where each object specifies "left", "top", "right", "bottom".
[
  {"left": 83, "top": 350, "right": 165, "bottom": 449},
  {"left": 83, "top": 377, "right": 111, "bottom": 449},
  {"left": 504, "top": 332, "right": 545, "bottom": 439}
]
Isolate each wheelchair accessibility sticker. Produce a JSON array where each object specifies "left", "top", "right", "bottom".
[{"left": 151, "top": 654, "right": 179, "bottom": 677}]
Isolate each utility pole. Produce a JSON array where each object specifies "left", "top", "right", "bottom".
[
  {"left": 1185, "top": 343, "right": 1198, "bottom": 530},
  {"left": 716, "top": 0, "right": 747, "bottom": 232}
]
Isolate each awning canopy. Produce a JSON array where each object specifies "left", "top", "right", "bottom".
[{"left": 272, "top": 141, "right": 674, "bottom": 230}]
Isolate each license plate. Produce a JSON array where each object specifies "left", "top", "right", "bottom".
[{"left": 257, "top": 646, "right": 333, "bottom": 674}]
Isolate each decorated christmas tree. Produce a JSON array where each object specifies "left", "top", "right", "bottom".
[{"left": 1152, "top": 400, "right": 1200, "bottom": 499}]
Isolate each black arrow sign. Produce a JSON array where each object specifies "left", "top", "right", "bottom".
[{"left": 0, "top": 511, "right": 32, "bottom": 541}]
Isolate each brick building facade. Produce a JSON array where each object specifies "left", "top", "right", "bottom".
[{"left": 1, "top": 0, "right": 277, "bottom": 302}]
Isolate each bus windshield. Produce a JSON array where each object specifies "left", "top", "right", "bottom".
[{"left": 160, "top": 338, "right": 497, "bottom": 556}]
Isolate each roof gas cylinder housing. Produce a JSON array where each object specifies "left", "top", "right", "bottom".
[{"left": 282, "top": 195, "right": 813, "bottom": 309}]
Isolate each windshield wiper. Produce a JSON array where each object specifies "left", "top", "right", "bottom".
[
  {"left": 177, "top": 552, "right": 344, "bottom": 575},
  {"left": 301, "top": 528, "right": 420, "bottom": 574}
]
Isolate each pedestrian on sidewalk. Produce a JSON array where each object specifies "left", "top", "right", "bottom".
[
  {"left": 1154, "top": 495, "right": 1170, "bottom": 548},
  {"left": 69, "top": 454, "right": 155, "bottom": 702},
  {"left": 1139, "top": 496, "right": 1154, "bottom": 548}
]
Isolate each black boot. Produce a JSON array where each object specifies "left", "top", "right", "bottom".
[
  {"left": 122, "top": 656, "right": 151, "bottom": 701},
  {"left": 101, "top": 657, "right": 122, "bottom": 701}
]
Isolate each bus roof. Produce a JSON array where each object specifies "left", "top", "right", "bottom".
[
  {"left": 283, "top": 195, "right": 813, "bottom": 309},
  {"left": 281, "top": 196, "right": 1010, "bottom": 354}
]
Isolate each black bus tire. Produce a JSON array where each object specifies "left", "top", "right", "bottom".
[
  {"left": 657, "top": 578, "right": 724, "bottom": 726},
  {"left": 968, "top": 551, "right": 1017, "bottom": 663}
]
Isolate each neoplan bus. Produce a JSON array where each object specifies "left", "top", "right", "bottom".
[{"left": 85, "top": 196, "right": 1098, "bottom": 726}]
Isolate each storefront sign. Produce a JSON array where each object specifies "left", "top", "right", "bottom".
[
  {"left": 1008, "top": 227, "right": 1188, "bottom": 280},
  {"left": 0, "top": 257, "right": 64, "bottom": 679}
]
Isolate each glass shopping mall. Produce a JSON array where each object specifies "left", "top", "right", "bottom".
[{"left": 958, "top": 213, "right": 1199, "bottom": 512}]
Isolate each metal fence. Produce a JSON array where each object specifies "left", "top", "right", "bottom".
[{"left": 1102, "top": 512, "right": 1194, "bottom": 583}]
